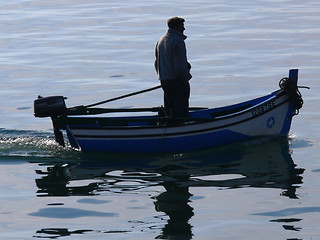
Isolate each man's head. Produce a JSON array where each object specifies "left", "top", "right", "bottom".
[{"left": 167, "top": 17, "right": 185, "bottom": 33}]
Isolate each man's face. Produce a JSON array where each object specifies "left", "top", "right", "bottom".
[{"left": 176, "top": 22, "right": 185, "bottom": 33}]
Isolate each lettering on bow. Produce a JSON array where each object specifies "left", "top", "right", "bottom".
[{"left": 251, "top": 100, "right": 276, "bottom": 117}]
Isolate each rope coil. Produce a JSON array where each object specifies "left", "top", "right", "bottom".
[{"left": 279, "top": 77, "right": 304, "bottom": 115}]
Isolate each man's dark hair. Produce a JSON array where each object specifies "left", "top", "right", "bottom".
[{"left": 167, "top": 17, "right": 185, "bottom": 28}]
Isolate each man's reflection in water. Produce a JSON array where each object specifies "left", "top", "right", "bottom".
[{"left": 154, "top": 174, "right": 194, "bottom": 240}]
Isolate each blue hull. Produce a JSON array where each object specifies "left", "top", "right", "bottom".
[{"left": 65, "top": 90, "right": 296, "bottom": 153}]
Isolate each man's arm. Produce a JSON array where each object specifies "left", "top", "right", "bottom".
[{"left": 174, "top": 40, "right": 192, "bottom": 82}]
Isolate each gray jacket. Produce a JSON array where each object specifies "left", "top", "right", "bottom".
[{"left": 155, "top": 28, "right": 192, "bottom": 82}]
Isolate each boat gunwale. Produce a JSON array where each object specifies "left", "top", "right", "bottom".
[{"left": 66, "top": 90, "right": 286, "bottom": 130}]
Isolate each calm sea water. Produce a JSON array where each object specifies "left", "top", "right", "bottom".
[{"left": 1, "top": 0, "right": 320, "bottom": 239}]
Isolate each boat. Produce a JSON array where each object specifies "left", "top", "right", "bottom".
[{"left": 34, "top": 69, "right": 305, "bottom": 153}]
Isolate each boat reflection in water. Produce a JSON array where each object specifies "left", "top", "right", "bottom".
[{"left": 34, "top": 138, "right": 304, "bottom": 239}]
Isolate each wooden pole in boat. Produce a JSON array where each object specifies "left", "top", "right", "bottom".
[{"left": 84, "top": 85, "right": 162, "bottom": 108}]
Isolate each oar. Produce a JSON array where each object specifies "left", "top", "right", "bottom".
[{"left": 84, "top": 85, "right": 162, "bottom": 108}]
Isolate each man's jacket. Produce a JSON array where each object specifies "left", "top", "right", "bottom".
[{"left": 155, "top": 28, "right": 192, "bottom": 82}]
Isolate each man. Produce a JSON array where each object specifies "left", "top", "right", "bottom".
[{"left": 155, "top": 17, "right": 192, "bottom": 118}]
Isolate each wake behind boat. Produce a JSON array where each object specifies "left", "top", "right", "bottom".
[{"left": 34, "top": 69, "right": 306, "bottom": 153}]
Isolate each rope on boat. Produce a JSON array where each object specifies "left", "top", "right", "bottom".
[{"left": 279, "top": 77, "right": 308, "bottom": 115}]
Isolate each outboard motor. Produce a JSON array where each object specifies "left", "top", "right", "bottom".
[
  {"left": 34, "top": 96, "right": 67, "bottom": 147},
  {"left": 34, "top": 96, "right": 67, "bottom": 118}
]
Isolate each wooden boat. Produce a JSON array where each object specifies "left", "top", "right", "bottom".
[{"left": 34, "top": 69, "right": 305, "bottom": 153}]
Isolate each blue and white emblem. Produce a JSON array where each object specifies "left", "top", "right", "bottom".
[{"left": 266, "top": 117, "right": 275, "bottom": 128}]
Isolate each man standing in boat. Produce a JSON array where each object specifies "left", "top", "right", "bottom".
[{"left": 155, "top": 17, "right": 192, "bottom": 118}]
